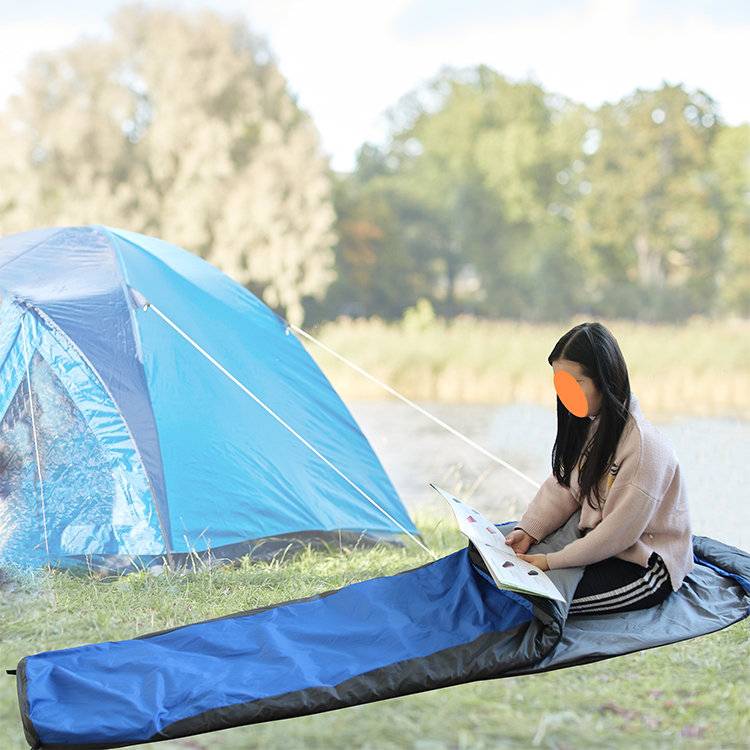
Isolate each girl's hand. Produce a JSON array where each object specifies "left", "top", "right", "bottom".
[
  {"left": 504, "top": 529, "right": 535, "bottom": 555},
  {"left": 516, "top": 553, "right": 550, "bottom": 571}
]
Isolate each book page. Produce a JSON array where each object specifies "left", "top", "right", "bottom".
[{"left": 432, "top": 485, "right": 566, "bottom": 602}]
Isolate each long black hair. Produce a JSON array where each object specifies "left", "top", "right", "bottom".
[{"left": 549, "top": 322, "right": 631, "bottom": 509}]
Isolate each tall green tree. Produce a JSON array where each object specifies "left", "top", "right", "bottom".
[
  {"left": 569, "top": 85, "right": 725, "bottom": 319},
  {"left": 309, "top": 143, "right": 443, "bottom": 323},
  {"left": 0, "top": 6, "right": 335, "bottom": 325},
  {"left": 315, "top": 164, "right": 428, "bottom": 321},
  {"left": 346, "top": 67, "right": 750, "bottom": 320},
  {"left": 319, "top": 67, "right": 745, "bottom": 324},
  {"left": 387, "top": 68, "right": 556, "bottom": 316},
  {"left": 326, "top": 67, "right": 592, "bottom": 321},
  {"left": 709, "top": 123, "right": 749, "bottom": 317}
]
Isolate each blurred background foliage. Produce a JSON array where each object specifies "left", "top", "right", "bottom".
[
  {"left": 319, "top": 68, "right": 748, "bottom": 324},
  {"left": 0, "top": 5, "right": 335, "bottom": 326},
  {"left": 0, "top": 6, "right": 747, "bottom": 326}
]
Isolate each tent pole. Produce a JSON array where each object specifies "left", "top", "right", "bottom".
[
  {"left": 21, "top": 313, "right": 51, "bottom": 567},
  {"left": 143, "top": 474, "right": 175, "bottom": 571}
]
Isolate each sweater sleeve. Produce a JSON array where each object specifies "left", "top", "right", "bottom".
[
  {"left": 516, "top": 474, "right": 580, "bottom": 544},
  {"left": 545, "top": 416, "right": 678, "bottom": 570},
  {"left": 545, "top": 480, "right": 661, "bottom": 569}
]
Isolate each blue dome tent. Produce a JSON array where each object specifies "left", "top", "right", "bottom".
[
  {"left": 0, "top": 226, "right": 419, "bottom": 570},
  {"left": 5, "top": 227, "right": 749, "bottom": 750}
]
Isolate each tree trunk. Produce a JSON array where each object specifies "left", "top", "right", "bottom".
[{"left": 635, "top": 230, "right": 663, "bottom": 288}]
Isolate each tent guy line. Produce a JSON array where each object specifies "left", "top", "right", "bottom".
[
  {"left": 143, "top": 301, "right": 438, "bottom": 560},
  {"left": 290, "top": 324, "right": 542, "bottom": 492}
]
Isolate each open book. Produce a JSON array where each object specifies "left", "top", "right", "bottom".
[{"left": 432, "top": 484, "right": 566, "bottom": 602}]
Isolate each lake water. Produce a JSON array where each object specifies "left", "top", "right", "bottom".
[{"left": 346, "top": 400, "right": 750, "bottom": 553}]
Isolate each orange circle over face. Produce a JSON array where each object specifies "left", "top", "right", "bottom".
[{"left": 554, "top": 369, "right": 589, "bottom": 417}]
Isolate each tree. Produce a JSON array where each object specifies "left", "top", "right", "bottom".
[
  {"left": 569, "top": 85, "right": 725, "bottom": 320},
  {"left": 307, "top": 143, "right": 443, "bottom": 323},
  {"left": 318, "top": 169, "right": 428, "bottom": 320},
  {"left": 0, "top": 5, "right": 335, "bottom": 325},
  {"left": 333, "top": 67, "right": 592, "bottom": 321},
  {"left": 709, "top": 123, "right": 750, "bottom": 317},
  {"left": 331, "top": 71, "right": 748, "bottom": 323}
]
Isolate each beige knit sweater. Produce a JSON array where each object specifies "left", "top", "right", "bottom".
[{"left": 517, "top": 397, "right": 694, "bottom": 591}]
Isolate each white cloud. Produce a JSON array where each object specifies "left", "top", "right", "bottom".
[
  {"left": 1, "top": 0, "right": 747, "bottom": 171},
  {"left": 248, "top": 0, "right": 750, "bottom": 169},
  {"left": 0, "top": 17, "right": 108, "bottom": 99}
]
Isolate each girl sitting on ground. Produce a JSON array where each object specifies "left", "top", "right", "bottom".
[{"left": 505, "top": 322, "right": 693, "bottom": 615}]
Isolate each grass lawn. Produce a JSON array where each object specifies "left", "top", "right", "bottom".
[{"left": 1, "top": 516, "right": 748, "bottom": 750}]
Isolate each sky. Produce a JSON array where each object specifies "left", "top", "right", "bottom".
[{"left": 1, "top": 0, "right": 748, "bottom": 171}]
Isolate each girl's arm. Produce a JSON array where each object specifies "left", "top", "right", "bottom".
[
  {"left": 544, "top": 481, "right": 660, "bottom": 569},
  {"left": 514, "top": 474, "right": 580, "bottom": 545},
  {"left": 545, "top": 419, "right": 682, "bottom": 570},
  {"left": 516, "top": 551, "right": 549, "bottom": 570}
]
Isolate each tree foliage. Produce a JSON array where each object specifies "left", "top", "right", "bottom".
[
  {"left": 2, "top": 26, "right": 744, "bottom": 326},
  {"left": 320, "top": 68, "right": 747, "bottom": 323},
  {"left": 0, "top": 6, "right": 335, "bottom": 325},
  {"left": 570, "top": 86, "right": 726, "bottom": 319},
  {"left": 709, "top": 123, "right": 750, "bottom": 317}
]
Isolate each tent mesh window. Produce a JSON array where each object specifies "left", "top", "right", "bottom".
[{"left": 0, "top": 351, "right": 119, "bottom": 566}]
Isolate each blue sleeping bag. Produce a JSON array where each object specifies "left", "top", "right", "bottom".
[{"left": 14, "top": 518, "right": 750, "bottom": 750}]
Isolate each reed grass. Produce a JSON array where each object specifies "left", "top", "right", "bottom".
[
  {"left": 303, "top": 316, "right": 750, "bottom": 418},
  {"left": 1, "top": 516, "right": 748, "bottom": 750}
]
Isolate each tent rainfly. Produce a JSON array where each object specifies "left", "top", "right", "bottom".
[{"left": 0, "top": 226, "right": 419, "bottom": 570}]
